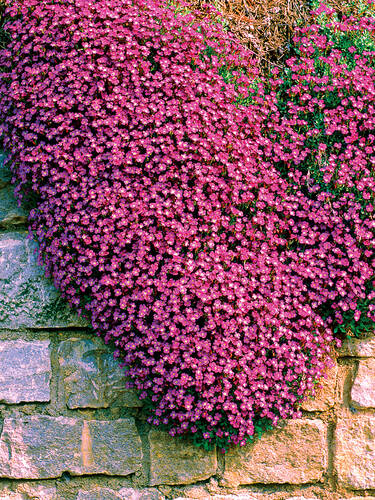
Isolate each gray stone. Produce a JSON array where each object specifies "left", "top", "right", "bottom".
[
  {"left": 0, "top": 415, "right": 142, "bottom": 479},
  {"left": 0, "top": 340, "right": 51, "bottom": 403},
  {"left": 58, "top": 338, "right": 141, "bottom": 409},
  {"left": 149, "top": 430, "right": 217, "bottom": 486},
  {"left": 76, "top": 487, "right": 160, "bottom": 500},
  {"left": 0, "top": 152, "right": 11, "bottom": 189},
  {"left": 351, "top": 358, "right": 375, "bottom": 408},
  {"left": 0, "top": 232, "right": 88, "bottom": 329},
  {"left": 0, "top": 185, "right": 28, "bottom": 228}
]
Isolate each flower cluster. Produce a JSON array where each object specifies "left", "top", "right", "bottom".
[
  {"left": 0, "top": 0, "right": 367, "bottom": 452},
  {"left": 262, "top": 1, "right": 375, "bottom": 336}
]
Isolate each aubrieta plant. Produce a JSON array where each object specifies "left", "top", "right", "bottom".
[
  {"left": 264, "top": 0, "right": 375, "bottom": 337},
  {"left": 0, "top": 0, "right": 373, "bottom": 452}
]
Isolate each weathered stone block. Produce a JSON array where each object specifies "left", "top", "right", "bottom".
[
  {"left": 76, "top": 488, "right": 122, "bottom": 500},
  {"left": 0, "top": 232, "right": 88, "bottom": 329},
  {"left": 301, "top": 363, "right": 337, "bottom": 411},
  {"left": 76, "top": 487, "right": 160, "bottom": 500},
  {"left": 0, "top": 416, "right": 142, "bottom": 479},
  {"left": 118, "top": 489, "right": 161, "bottom": 500},
  {"left": 351, "top": 358, "right": 375, "bottom": 408},
  {"left": 339, "top": 336, "right": 375, "bottom": 357},
  {"left": 0, "top": 152, "right": 11, "bottom": 189},
  {"left": 340, "top": 498, "right": 375, "bottom": 500},
  {"left": 222, "top": 419, "right": 327, "bottom": 486},
  {"left": 149, "top": 430, "right": 217, "bottom": 486},
  {"left": 0, "top": 484, "right": 57, "bottom": 500},
  {"left": 0, "top": 185, "right": 28, "bottom": 228},
  {"left": 336, "top": 413, "right": 375, "bottom": 489},
  {"left": 58, "top": 338, "right": 141, "bottom": 409},
  {"left": 0, "top": 340, "right": 51, "bottom": 403}
]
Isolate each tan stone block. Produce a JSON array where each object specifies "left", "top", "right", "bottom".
[
  {"left": 301, "top": 363, "right": 337, "bottom": 411},
  {"left": 222, "top": 419, "right": 327, "bottom": 486},
  {"left": 336, "top": 412, "right": 375, "bottom": 489},
  {"left": 0, "top": 483, "right": 57, "bottom": 499},
  {"left": 339, "top": 336, "right": 375, "bottom": 357},
  {"left": 351, "top": 358, "right": 375, "bottom": 408},
  {"left": 149, "top": 430, "right": 217, "bottom": 485},
  {"left": 336, "top": 363, "right": 355, "bottom": 407}
]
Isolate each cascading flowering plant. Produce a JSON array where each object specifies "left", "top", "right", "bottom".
[{"left": 0, "top": 0, "right": 373, "bottom": 451}]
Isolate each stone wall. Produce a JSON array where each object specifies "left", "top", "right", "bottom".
[{"left": 1, "top": 155, "right": 375, "bottom": 500}]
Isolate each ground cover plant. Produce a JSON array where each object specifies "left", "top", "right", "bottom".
[
  {"left": 264, "top": 0, "right": 375, "bottom": 337},
  {"left": 0, "top": 0, "right": 374, "bottom": 452}
]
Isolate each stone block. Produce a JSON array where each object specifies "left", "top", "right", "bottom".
[
  {"left": 76, "top": 488, "right": 160, "bottom": 500},
  {"left": 336, "top": 413, "right": 375, "bottom": 489},
  {"left": 0, "top": 185, "right": 28, "bottom": 228},
  {"left": 58, "top": 338, "right": 141, "bottom": 409},
  {"left": 222, "top": 419, "right": 327, "bottom": 486},
  {"left": 0, "top": 416, "right": 142, "bottom": 479},
  {"left": 0, "top": 232, "right": 88, "bottom": 329},
  {"left": 0, "top": 152, "right": 11, "bottom": 189},
  {"left": 0, "top": 483, "right": 57, "bottom": 499},
  {"left": 149, "top": 430, "right": 217, "bottom": 485},
  {"left": 301, "top": 363, "right": 337, "bottom": 411},
  {"left": 339, "top": 336, "right": 375, "bottom": 357},
  {"left": 0, "top": 340, "right": 51, "bottom": 404},
  {"left": 351, "top": 358, "right": 375, "bottom": 408}
]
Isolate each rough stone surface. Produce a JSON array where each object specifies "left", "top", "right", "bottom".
[
  {"left": 0, "top": 415, "right": 142, "bottom": 479},
  {"left": 222, "top": 419, "right": 328, "bottom": 486},
  {"left": 301, "top": 363, "right": 337, "bottom": 411},
  {"left": 76, "top": 487, "right": 160, "bottom": 500},
  {"left": 336, "top": 412, "right": 375, "bottom": 489},
  {"left": 351, "top": 358, "right": 375, "bottom": 408},
  {"left": 0, "top": 232, "right": 88, "bottom": 329},
  {"left": 149, "top": 430, "right": 217, "bottom": 486},
  {"left": 0, "top": 484, "right": 57, "bottom": 499},
  {"left": 0, "top": 340, "right": 51, "bottom": 404},
  {"left": 0, "top": 185, "right": 28, "bottom": 228},
  {"left": 58, "top": 338, "right": 141, "bottom": 409},
  {"left": 339, "top": 336, "right": 375, "bottom": 357},
  {"left": 0, "top": 152, "right": 10, "bottom": 189},
  {"left": 118, "top": 489, "right": 161, "bottom": 500}
]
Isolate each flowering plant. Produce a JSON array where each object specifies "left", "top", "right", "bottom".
[{"left": 0, "top": 0, "right": 373, "bottom": 452}]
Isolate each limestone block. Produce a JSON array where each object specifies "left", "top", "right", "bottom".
[
  {"left": 0, "top": 340, "right": 51, "bottom": 403},
  {"left": 0, "top": 185, "right": 28, "bottom": 228},
  {"left": 58, "top": 338, "right": 141, "bottom": 409},
  {"left": 0, "top": 416, "right": 142, "bottom": 479},
  {"left": 0, "top": 233, "right": 88, "bottom": 329},
  {"left": 149, "top": 430, "right": 217, "bottom": 485},
  {"left": 76, "top": 487, "right": 160, "bottom": 500},
  {"left": 0, "top": 483, "right": 57, "bottom": 499},
  {"left": 301, "top": 363, "right": 337, "bottom": 411},
  {"left": 339, "top": 336, "right": 375, "bottom": 357},
  {"left": 223, "top": 419, "right": 327, "bottom": 486},
  {"left": 336, "top": 413, "right": 375, "bottom": 489},
  {"left": 351, "top": 358, "right": 375, "bottom": 408}
]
